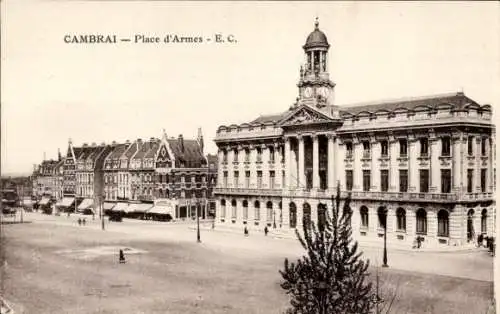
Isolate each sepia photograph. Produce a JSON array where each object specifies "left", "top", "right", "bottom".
[{"left": 1, "top": 1, "right": 498, "bottom": 313}]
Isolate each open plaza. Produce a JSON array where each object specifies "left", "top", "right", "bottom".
[{"left": 0, "top": 212, "right": 494, "bottom": 314}]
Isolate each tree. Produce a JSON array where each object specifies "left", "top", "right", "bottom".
[{"left": 279, "top": 187, "right": 374, "bottom": 314}]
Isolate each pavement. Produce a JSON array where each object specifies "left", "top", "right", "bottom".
[{"left": 8, "top": 211, "right": 495, "bottom": 282}]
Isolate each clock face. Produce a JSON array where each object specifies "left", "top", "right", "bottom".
[{"left": 304, "top": 87, "right": 312, "bottom": 98}]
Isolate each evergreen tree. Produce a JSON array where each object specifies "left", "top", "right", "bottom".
[{"left": 279, "top": 187, "right": 374, "bottom": 314}]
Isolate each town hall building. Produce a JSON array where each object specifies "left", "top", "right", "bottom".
[{"left": 213, "top": 20, "right": 495, "bottom": 247}]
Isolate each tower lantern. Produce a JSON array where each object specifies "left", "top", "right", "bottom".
[{"left": 298, "top": 18, "right": 336, "bottom": 108}]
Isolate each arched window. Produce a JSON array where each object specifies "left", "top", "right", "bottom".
[
  {"left": 220, "top": 199, "right": 226, "bottom": 219},
  {"left": 243, "top": 200, "right": 248, "bottom": 221},
  {"left": 231, "top": 199, "right": 237, "bottom": 219},
  {"left": 289, "top": 202, "right": 297, "bottom": 228},
  {"left": 303, "top": 203, "right": 311, "bottom": 226},
  {"left": 481, "top": 209, "right": 488, "bottom": 234},
  {"left": 416, "top": 208, "right": 427, "bottom": 235},
  {"left": 437, "top": 210, "right": 449, "bottom": 237},
  {"left": 254, "top": 200, "right": 261, "bottom": 221},
  {"left": 377, "top": 207, "right": 387, "bottom": 229},
  {"left": 266, "top": 201, "right": 273, "bottom": 222},
  {"left": 317, "top": 203, "right": 327, "bottom": 232},
  {"left": 360, "top": 206, "right": 369, "bottom": 228},
  {"left": 396, "top": 208, "right": 406, "bottom": 231},
  {"left": 467, "top": 209, "right": 475, "bottom": 241}
]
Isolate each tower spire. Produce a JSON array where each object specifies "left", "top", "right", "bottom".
[{"left": 315, "top": 16, "right": 319, "bottom": 29}]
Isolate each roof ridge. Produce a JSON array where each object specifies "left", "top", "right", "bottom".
[{"left": 341, "top": 92, "right": 462, "bottom": 108}]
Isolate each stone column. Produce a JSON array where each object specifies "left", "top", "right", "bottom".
[
  {"left": 312, "top": 134, "right": 320, "bottom": 189},
  {"left": 487, "top": 136, "right": 493, "bottom": 192},
  {"left": 333, "top": 137, "right": 345, "bottom": 190},
  {"left": 429, "top": 136, "right": 440, "bottom": 193},
  {"left": 406, "top": 208, "right": 416, "bottom": 237},
  {"left": 327, "top": 134, "right": 335, "bottom": 191},
  {"left": 409, "top": 137, "right": 419, "bottom": 192},
  {"left": 284, "top": 138, "right": 291, "bottom": 189},
  {"left": 389, "top": 137, "right": 398, "bottom": 192},
  {"left": 298, "top": 135, "right": 305, "bottom": 189},
  {"left": 353, "top": 138, "right": 362, "bottom": 191},
  {"left": 452, "top": 133, "right": 462, "bottom": 193},
  {"left": 475, "top": 137, "right": 481, "bottom": 192},
  {"left": 449, "top": 205, "right": 464, "bottom": 246},
  {"left": 370, "top": 137, "right": 380, "bottom": 191}
]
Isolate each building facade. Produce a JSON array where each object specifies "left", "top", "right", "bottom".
[{"left": 214, "top": 21, "right": 495, "bottom": 247}]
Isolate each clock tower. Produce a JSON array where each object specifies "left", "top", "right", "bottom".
[{"left": 297, "top": 18, "right": 336, "bottom": 109}]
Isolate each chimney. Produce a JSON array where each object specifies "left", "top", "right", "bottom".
[
  {"left": 91, "top": 142, "right": 96, "bottom": 147},
  {"left": 179, "top": 134, "right": 184, "bottom": 152},
  {"left": 58, "top": 148, "right": 62, "bottom": 161},
  {"left": 197, "top": 127, "right": 204, "bottom": 154},
  {"left": 83, "top": 143, "right": 89, "bottom": 147}
]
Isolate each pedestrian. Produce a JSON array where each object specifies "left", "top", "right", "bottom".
[
  {"left": 478, "top": 234, "right": 484, "bottom": 248},
  {"left": 244, "top": 226, "right": 249, "bottom": 237},
  {"left": 264, "top": 226, "right": 269, "bottom": 236},
  {"left": 119, "top": 249, "right": 126, "bottom": 264},
  {"left": 78, "top": 218, "right": 81, "bottom": 226},
  {"left": 82, "top": 218, "right": 86, "bottom": 226}
]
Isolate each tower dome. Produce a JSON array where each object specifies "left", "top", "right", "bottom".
[{"left": 303, "top": 18, "right": 329, "bottom": 50}]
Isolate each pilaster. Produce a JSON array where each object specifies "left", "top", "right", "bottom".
[
  {"left": 452, "top": 133, "right": 462, "bottom": 193},
  {"left": 429, "top": 134, "right": 440, "bottom": 192},
  {"left": 312, "top": 134, "right": 320, "bottom": 189},
  {"left": 327, "top": 134, "right": 335, "bottom": 190},
  {"left": 298, "top": 135, "right": 306, "bottom": 189},
  {"left": 409, "top": 136, "right": 419, "bottom": 192},
  {"left": 353, "top": 137, "right": 362, "bottom": 191},
  {"left": 284, "top": 137, "right": 291, "bottom": 189},
  {"left": 370, "top": 137, "right": 380, "bottom": 191}
]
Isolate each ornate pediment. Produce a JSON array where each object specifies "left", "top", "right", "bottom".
[{"left": 279, "top": 106, "right": 333, "bottom": 127}]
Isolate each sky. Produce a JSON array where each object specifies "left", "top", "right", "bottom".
[{"left": 2, "top": 1, "right": 499, "bottom": 176}]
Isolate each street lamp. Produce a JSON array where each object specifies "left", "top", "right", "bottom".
[
  {"left": 196, "top": 201, "right": 201, "bottom": 243},
  {"left": 273, "top": 209, "right": 276, "bottom": 229},
  {"left": 382, "top": 208, "right": 389, "bottom": 268}
]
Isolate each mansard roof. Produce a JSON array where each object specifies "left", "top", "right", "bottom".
[
  {"left": 339, "top": 92, "right": 486, "bottom": 117},
  {"left": 144, "top": 141, "right": 160, "bottom": 158},
  {"left": 166, "top": 138, "right": 205, "bottom": 164},
  {"left": 133, "top": 141, "right": 154, "bottom": 159},
  {"left": 226, "top": 91, "right": 488, "bottom": 130},
  {"left": 107, "top": 143, "right": 129, "bottom": 159}
]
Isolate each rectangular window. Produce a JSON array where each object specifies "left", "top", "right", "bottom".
[
  {"left": 362, "top": 141, "right": 371, "bottom": 158},
  {"left": 245, "top": 148, "right": 250, "bottom": 162},
  {"left": 233, "top": 149, "right": 239, "bottom": 162},
  {"left": 380, "top": 140, "right": 388, "bottom": 157},
  {"left": 441, "top": 169, "right": 451, "bottom": 193},
  {"left": 223, "top": 171, "right": 228, "bottom": 188},
  {"left": 481, "top": 138, "right": 487, "bottom": 156},
  {"left": 257, "top": 171, "right": 263, "bottom": 189},
  {"left": 399, "top": 139, "right": 408, "bottom": 157},
  {"left": 419, "top": 169, "right": 429, "bottom": 193},
  {"left": 233, "top": 171, "right": 239, "bottom": 188},
  {"left": 223, "top": 150, "right": 228, "bottom": 163},
  {"left": 245, "top": 171, "right": 250, "bottom": 188},
  {"left": 346, "top": 142, "right": 353, "bottom": 158},
  {"left": 441, "top": 137, "right": 451, "bottom": 157},
  {"left": 282, "top": 171, "right": 285, "bottom": 187},
  {"left": 420, "top": 138, "right": 429, "bottom": 156},
  {"left": 380, "top": 170, "right": 389, "bottom": 192},
  {"left": 346, "top": 170, "right": 353, "bottom": 191},
  {"left": 362, "top": 170, "right": 371, "bottom": 192},
  {"left": 269, "top": 171, "right": 275, "bottom": 189},
  {"left": 269, "top": 146, "right": 275, "bottom": 163},
  {"left": 481, "top": 169, "right": 487, "bottom": 192},
  {"left": 468, "top": 136, "right": 474, "bottom": 156},
  {"left": 256, "top": 147, "right": 262, "bottom": 162},
  {"left": 467, "top": 169, "right": 474, "bottom": 193}
]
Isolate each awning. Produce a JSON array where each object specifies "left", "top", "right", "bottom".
[
  {"left": 77, "top": 198, "right": 94, "bottom": 210},
  {"left": 103, "top": 202, "right": 116, "bottom": 210},
  {"left": 39, "top": 198, "right": 50, "bottom": 205},
  {"left": 125, "top": 203, "right": 153, "bottom": 213},
  {"left": 112, "top": 202, "right": 129, "bottom": 212},
  {"left": 57, "top": 197, "right": 74, "bottom": 207},
  {"left": 148, "top": 205, "right": 174, "bottom": 215}
]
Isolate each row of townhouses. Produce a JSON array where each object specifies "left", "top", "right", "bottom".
[
  {"left": 32, "top": 129, "right": 217, "bottom": 219},
  {"left": 213, "top": 21, "right": 496, "bottom": 247}
]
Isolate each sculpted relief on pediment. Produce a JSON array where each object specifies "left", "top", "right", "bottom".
[{"left": 281, "top": 108, "right": 329, "bottom": 126}]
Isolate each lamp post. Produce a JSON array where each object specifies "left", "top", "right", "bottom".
[
  {"left": 382, "top": 208, "right": 389, "bottom": 268},
  {"left": 273, "top": 209, "right": 276, "bottom": 229},
  {"left": 196, "top": 201, "right": 201, "bottom": 243}
]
